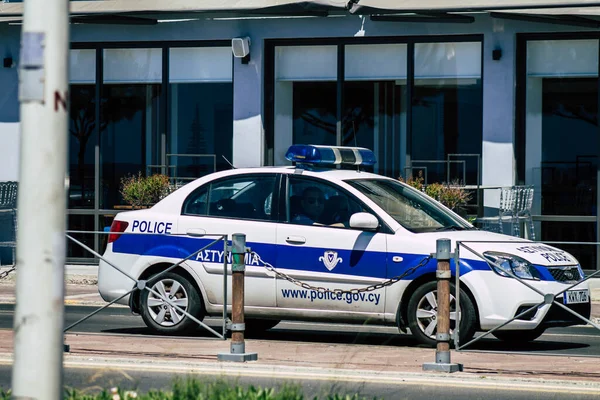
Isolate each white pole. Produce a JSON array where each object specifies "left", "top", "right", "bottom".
[{"left": 12, "top": 0, "right": 70, "bottom": 398}]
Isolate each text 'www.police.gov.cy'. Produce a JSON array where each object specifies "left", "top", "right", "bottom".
[{"left": 281, "top": 289, "right": 381, "bottom": 305}]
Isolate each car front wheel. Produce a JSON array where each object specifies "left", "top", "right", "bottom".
[
  {"left": 140, "top": 272, "right": 203, "bottom": 335},
  {"left": 407, "top": 281, "right": 477, "bottom": 347}
]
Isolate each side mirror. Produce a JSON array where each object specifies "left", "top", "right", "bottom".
[{"left": 349, "top": 212, "right": 379, "bottom": 231}]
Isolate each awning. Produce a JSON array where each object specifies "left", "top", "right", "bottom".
[
  {"left": 3, "top": 1, "right": 600, "bottom": 25},
  {"left": 0, "top": 1, "right": 346, "bottom": 17},
  {"left": 2, "top": 1, "right": 600, "bottom": 17},
  {"left": 347, "top": 1, "right": 600, "bottom": 14}
]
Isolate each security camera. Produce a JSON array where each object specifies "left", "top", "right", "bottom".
[{"left": 232, "top": 37, "right": 250, "bottom": 58}]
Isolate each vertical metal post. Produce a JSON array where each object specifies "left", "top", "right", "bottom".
[
  {"left": 423, "top": 239, "right": 463, "bottom": 373},
  {"left": 218, "top": 233, "right": 257, "bottom": 362},
  {"left": 454, "top": 243, "right": 461, "bottom": 350},
  {"left": 222, "top": 235, "right": 228, "bottom": 340},
  {"left": 12, "top": 0, "right": 70, "bottom": 398}
]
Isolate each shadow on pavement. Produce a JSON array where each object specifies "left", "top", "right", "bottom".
[{"left": 100, "top": 325, "right": 591, "bottom": 353}]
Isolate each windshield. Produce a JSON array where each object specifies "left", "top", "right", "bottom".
[{"left": 346, "top": 179, "right": 473, "bottom": 233}]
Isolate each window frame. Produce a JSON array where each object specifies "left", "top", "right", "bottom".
[
  {"left": 181, "top": 173, "right": 282, "bottom": 223},
  {"left": 282, "top": 174, "right": 394, "bottom": 234}
]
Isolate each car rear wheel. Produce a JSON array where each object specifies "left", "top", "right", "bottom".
[
  {"left": 140, "top": 272, "right": 203, "bottom": 335},
  {"left": 492, "top": 327, "right": 545, "bottom": 343},
  {"left": 407, "top": 281, "right": 477, "bottom": 347}
]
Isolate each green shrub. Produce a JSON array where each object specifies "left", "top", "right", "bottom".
[
  {"left": 120, "top": 173, "right": 172, "bottom": 208},
  {"left": 2, "top": 377, "right": 381, "bottom": 400},
  {"left": 399, "top": 173, "right": 472, "bottom": 214}
]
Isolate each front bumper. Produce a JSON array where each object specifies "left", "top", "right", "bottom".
[
  {"left": 514, "top": 299, "right": 591, "bottom": 328},
  {"left": 462, "top": 270, "right": 591, "bottom": 331}
]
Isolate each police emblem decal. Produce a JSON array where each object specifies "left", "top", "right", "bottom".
[{"left": 319, "top": 251, "right": 343, "bottom": 271}]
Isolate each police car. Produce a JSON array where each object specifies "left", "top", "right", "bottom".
[{"left": 98, "top": 145, "right": 591, "bottom": 346}]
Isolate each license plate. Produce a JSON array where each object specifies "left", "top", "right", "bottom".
[{"left": 563, "top": 290, "right": 589, "bottom": 304}]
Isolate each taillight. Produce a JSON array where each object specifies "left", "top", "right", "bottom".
[{"left": 108, "top": 220, "right": 129, "bottom": 243}]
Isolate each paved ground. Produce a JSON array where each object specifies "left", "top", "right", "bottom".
[{"left": 2, "top": 265, "right": 600, "bottom": 392}]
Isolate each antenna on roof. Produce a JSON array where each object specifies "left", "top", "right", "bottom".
[{"left": 222, "top": 155, "right": 236, "bottom": 169}]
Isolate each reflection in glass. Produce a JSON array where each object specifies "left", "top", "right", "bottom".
[
  {"left": 343, "top": 81, "right": 404, "bottom": 177},
  {"left": 67, "top": 215, "right": 94, "bottom": 258},
  {"left": 169, "top": 82, "right": 233, "bottom": 182},
  {"left": 412, "top": 42, "right": 482, "bottom": 186},
  {"left": 411, "top": 79, "right": 483, "bottom": 185},
  {"left": 101, "top": 84, "right": 162, "bottom": 208},
  {"left": 69, "top": 85, "right": 97, "bottom": 209},
  {"left": 541, "top": 221, "right": 597, "bottom": 271},
  {"left": 541, "top": 78, "right": 598, "bottom": 216},
  {"left": 540, "top": 78, "right": 598, "bottom": 269},
  {"left": 292, "top": 82, "right": 337, "bottom": 147}
]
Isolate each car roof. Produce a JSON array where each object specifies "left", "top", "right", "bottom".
[{"left": 208, "top": 166, "right": 391, "bottom": 181}]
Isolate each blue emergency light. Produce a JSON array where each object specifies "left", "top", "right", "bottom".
[{"left": 285, "top": 145, "right": 377, "bottom": 167}]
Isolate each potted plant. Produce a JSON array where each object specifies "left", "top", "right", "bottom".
[
  {"left": 399, "top": 173, "right": 472, "bottom": 217},
  {"left": 119, "top": 173, "right": 173, "bottom": 209}
]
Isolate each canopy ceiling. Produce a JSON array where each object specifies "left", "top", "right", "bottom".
[{"left": 2, "top": 1, "right": 600, "bottom": 25}]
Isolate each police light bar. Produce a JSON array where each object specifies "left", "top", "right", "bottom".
[{"left": 285, "top": 145, "right": 376, "bottom": 166}]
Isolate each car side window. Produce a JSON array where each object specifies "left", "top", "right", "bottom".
[
  {"left": 182, "top": 175, "right": 277, "bottom": 221},
  {"left": 288, "top": 177, "right": 364, "bottom": 228}
]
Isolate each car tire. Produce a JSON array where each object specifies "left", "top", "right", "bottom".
[
  {"left": 407, "top": 281, "right": 477, "bottom": 347},
  {"left": 492, "top": 327, "right": 545, "bottom": 343},
  {"left": 140, "top": 272, "right": 204, "bottom": 335},
  {"left": 244, "top": 319, "right": 281, "bottom": 336}
]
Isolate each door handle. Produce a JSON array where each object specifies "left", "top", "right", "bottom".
[
  {"left": 187, "top": 228, "right": 206, "bottom": 237},
  {"left": 286, "top": 235, "right": 306, "bottom": 244}
]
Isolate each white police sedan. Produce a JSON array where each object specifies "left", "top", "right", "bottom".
[{"left": 98, "top": 145, "right": 591, "bottom": 346}]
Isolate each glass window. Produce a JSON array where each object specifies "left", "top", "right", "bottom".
[
  {"left": 69, "top": 49, "right": 97, "bottom": 210},
  {"left": 346, "top": 179, "right": 470, "bottom": 232},
  {"left": 524, "top": 39, "right": 599, "bottom": 269},
  {"left": 344, "top": 44, "right": 408, "bottom": 178},
  {"left": 69, "top": 84, "right": 97, "bottom": 209},
  {"left": 67, "top": 214, "right": 95, "bottom": 259},
  {"left": 183, "top": 175, "right": 277, "bottom": 221},
  {"left": 411, "top": 42, "right": 482, "bottom": 186},
  {"left": 287, "top": 176, "right": 364, "bottom": 228},
  {"left": 101, "top": 48, "right": 162, "bottom": 209},
  {"left": 274, "top": 46, "right": 337, "bottom": 165},
  {"left": 168, "top": 47, "right": 233, "bottom": 184}
]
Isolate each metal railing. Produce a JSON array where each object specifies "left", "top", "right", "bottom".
[
  {"left": 63, "top": 230, "right": 231, "bottom": 343},
  {"left": 453, "top": 239, "right": 600, "bottom": 357}
]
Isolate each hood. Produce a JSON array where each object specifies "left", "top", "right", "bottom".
[{"left": 419, "top": 230, "right": 578, "bottom": 267}]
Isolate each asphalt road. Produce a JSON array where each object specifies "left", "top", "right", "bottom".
[{"left": 1, "top": 304, "right": 600, "bottom": 354}]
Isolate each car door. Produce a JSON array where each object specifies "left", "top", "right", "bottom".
[
  {"left": 177, "top": 173, "right": 279, "bottom": 309},
  {"left": 275, "top": 175, "right": 387, "bottom": 316}
]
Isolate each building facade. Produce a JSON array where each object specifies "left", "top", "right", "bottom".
[{"left": 0, "top": 4, "right": 599, "bottom": 270}]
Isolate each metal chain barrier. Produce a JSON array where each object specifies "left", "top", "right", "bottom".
[
  {"left": 252, "top": 252, "right": 432, "bottom": 294},
  {"left": 0, "top": 266, "right": 15, "bottom": 281}
]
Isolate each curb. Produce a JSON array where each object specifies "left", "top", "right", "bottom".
[{"left": 2, "top": 353, "right": 600, "bottom": 395}]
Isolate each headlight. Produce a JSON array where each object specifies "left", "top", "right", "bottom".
[{"left": 483, "top": 252, "right": 541, "bottom": 280}]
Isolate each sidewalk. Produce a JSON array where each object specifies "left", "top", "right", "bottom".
[{"left": 2, "top": 265, "right": 600, "bottom": 392}]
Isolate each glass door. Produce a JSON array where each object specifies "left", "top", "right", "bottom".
[
  {"left": 525, "top": 39, "right": 599, "bottom": 270},
  {"left": 100, "top": 48, "right": 163, "bottom": 210},
  {"left": 344, "top": 44, "right": 407, "bottom": 178},
  {"left": 168, "top": 47, "right": 233, "bottom": 185}
]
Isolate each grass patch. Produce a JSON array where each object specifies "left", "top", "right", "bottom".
[{"left": 1, "top": 377, "right": 379, "bottom": 400}]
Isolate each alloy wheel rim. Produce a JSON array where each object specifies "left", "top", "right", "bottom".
[
  {"left": 415, "top": 289, "right": 458, "bottom": 339},
  {"left": 147, "top": 279, "right": 189, "bottom": 327}
]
